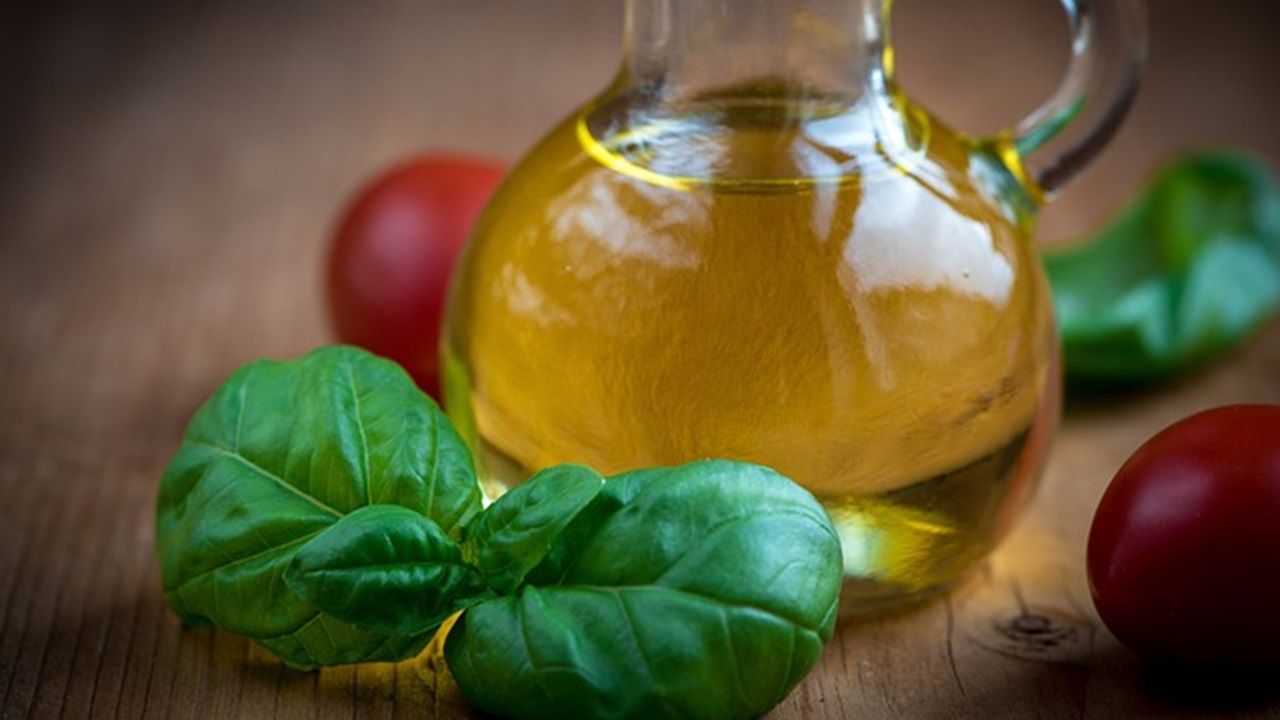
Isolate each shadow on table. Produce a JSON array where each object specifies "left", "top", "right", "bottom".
[{"left": 1138, "top": 660, "right": 1280, "bottom": 711}]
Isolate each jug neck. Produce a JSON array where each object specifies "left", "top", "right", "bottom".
[{"left": 621, "top": 0, "right": 889, "bottom": 109}]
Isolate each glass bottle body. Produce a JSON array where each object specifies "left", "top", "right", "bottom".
[{"left": 443, "top": 85, "right": 1059, "bottom": 611}]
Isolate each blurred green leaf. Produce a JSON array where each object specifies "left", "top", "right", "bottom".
[{"left": 1045, "top": 151, "right": 1280, "bottom": 384}]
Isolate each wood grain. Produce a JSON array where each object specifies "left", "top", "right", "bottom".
[{"left": 2, "top": 1, "right": 1279, "bottom": 718}]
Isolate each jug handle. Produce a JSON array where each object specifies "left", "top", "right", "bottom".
[{"left": 1005, "top": 0, "right": 1147, "bottom": 198}]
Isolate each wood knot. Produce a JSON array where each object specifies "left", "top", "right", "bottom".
[{"left": 968, "top": 607, "right": 1093, "bottom": 663}]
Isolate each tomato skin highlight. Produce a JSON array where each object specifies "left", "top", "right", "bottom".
[
  {"left": 1087, "top": 404, "right": 1280, "bottom": 663},
  {"left": 326, "top": 155, "right": 504, "bottom": 400}
]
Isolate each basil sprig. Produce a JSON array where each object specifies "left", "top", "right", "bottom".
[
  {"left": 156, "top": 346, "right": 483, "bottom": 667},
  {"left": 156, "top": 346, "right": 843, "bottom": 720}
]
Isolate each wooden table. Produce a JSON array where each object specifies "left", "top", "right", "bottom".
[{"left": 3, "top": 1, "right": 1279, "bottom": 718}]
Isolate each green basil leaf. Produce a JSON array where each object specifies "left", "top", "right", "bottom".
[
  {"left": 155, "top": 345, "right": 483, "bottom": 668},
  {"left": 518, "top": 467, "right": 685, "bottom": 590},
  {"left": 462, "top": 464, "right": 604, "bottom": 594},
  {"left": 445, "top": 460, "right": 843, "bottom": 720},
  {"left": 284, "top": 504, "right": 490, "bottom": 638},
  {"left": 1045, "top": 151, "right": 1280, "bottom": 384}
]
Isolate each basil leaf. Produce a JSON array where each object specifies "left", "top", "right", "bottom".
[
  {"left": 463, "top": 464, "right": 605, "bottom": 593},
  {"left": 445, "top": 460, "right": 843, "bottom": 720},
  {"left": 155, "top": 346, "right": 483, "bottom": 668},
  {"left": 284, "top": 504, "right": 490, "bottom": 638},
  {"left": 1045, "top": 151, "right": 1280, "bottom": 384}
]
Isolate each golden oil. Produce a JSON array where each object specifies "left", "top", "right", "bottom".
[{"left": 443, "top": 88, "right": 1057, "bottom": 611}]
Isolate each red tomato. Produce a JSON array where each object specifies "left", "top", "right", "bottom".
[
  {"left": 1087, "top": 404, "right": 1280, "bottom": 663},
  {"left": 326, "top": 155, "right": 504, "bottom": 400}
]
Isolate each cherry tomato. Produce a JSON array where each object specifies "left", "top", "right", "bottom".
[
  {"left": 1087, "top": 404, "right": 1280, "bottom": 663},
  {"left": 326, "top": 155, "right": 504, "bottom": 400}
]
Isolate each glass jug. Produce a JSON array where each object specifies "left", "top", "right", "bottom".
[{"left": 443, "top": 0, "right": 1146, "bottom": 613}]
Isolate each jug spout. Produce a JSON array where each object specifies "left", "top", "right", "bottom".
[
  {"left": 622, "top": 0, "right": 886, "bottom": 112},
  {"left": 587, "top": 0, "right": 899, "bottom": 187}
]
